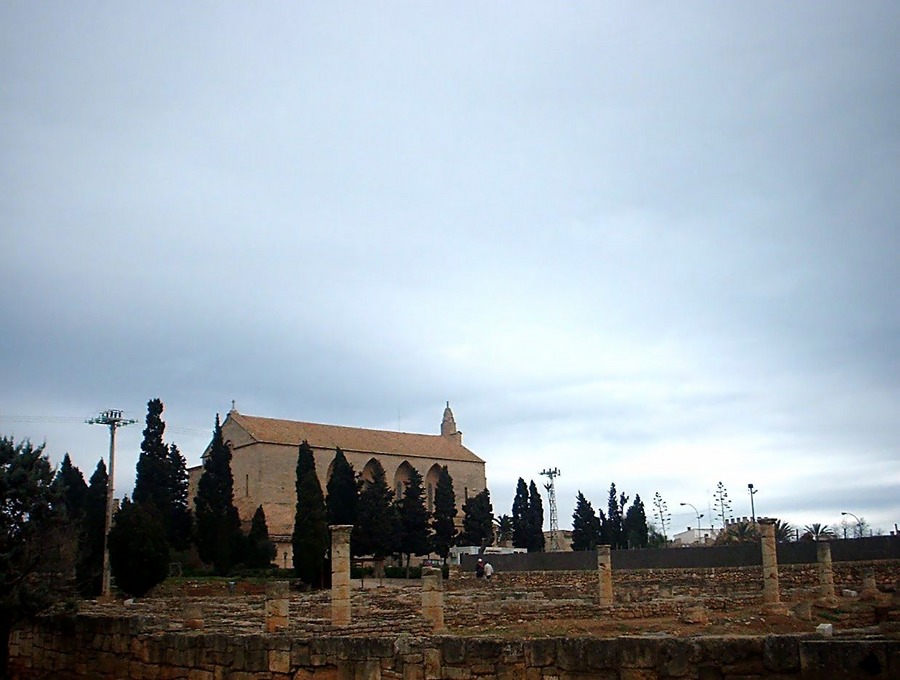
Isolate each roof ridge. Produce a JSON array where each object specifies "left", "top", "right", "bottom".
[{"left": 233, "top": 412, "right": 446, "bottom": 439}]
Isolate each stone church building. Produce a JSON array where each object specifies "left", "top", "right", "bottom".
[{"left": 189, "top": 403, "right": 487, "bottom": 568}]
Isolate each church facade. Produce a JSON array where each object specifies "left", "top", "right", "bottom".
[{"left": 188, "top": 404, "right": 487, "bottom": 568}]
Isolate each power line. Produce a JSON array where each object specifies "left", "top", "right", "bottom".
[{"left": 0, "top": 414, "right": 207, "bottom": 437}]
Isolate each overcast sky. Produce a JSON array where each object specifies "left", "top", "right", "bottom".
[{"left": 2, "top": 3, "right": 898, "bottom": 538}]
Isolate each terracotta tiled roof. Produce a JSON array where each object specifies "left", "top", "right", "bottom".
[{"left": 227, "top": 412, "right": 485, "bottom": 464}]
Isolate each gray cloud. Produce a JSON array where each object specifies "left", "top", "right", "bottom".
[{"left": 2, "top": 2, "right": 898, "bottom": 532}]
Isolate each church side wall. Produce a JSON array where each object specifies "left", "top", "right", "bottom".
[{"left": 190, "top": 434, "right": 487, "bottom": 569}]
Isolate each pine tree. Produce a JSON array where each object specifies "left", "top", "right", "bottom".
[
  {"left": 511, "top": 478, "right": 531, "bottom": 549},
  {"left": 528, "top": 480, "right": 545, "bottom": 552},
  {"left": 430, "top": 466, "right": 457, "bottom": 562},
  {"left": 54, "top": 453, "right": 88, "bottom": 520},
  {"left": 292, "top": 440, "right": 328, "bottom": 586},
  {"left": 0, "top": 437, "right": 71, "bottom": 678},
  {"left": 325, "top": 448, "right": 357, "bottom": 527},
  {"left": 76, "top": 459, "right": 108, "bottom": 597},
  {"left": 571, "top": 491, "right": 601, "bottom": 551},
  {"left": 353, "top": 460, "right": 399, "bottom": 560},
  {"left": 108, "top": 497, "right": 170, "bottom": 597},
  {"left": 246, "top": 505, "right": 276, "bottom": 568},
  {"left": 623, "top": 494, "right": 649, "bottom": 548},
  {"left": 194, "top": 415, "right": 243, "bottom": 574},
  {"left": 398, "top": 467, "right": 430, "bottom": 575},
  {"left": 459, "top": 489, "right": 494, "bottom": 547}
]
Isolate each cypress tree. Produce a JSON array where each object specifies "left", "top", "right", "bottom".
[
  {"left": 606, "top": 483, "right": 629, "bottom": 549},
  {"left": 246, "top": 505, "right": 276, "bottom": 568},
  {"left": 76, "top": 459, "right": 108, "bottom": 596},
  {"left": 398, "top": 467, "right": 430, "bottom": 575},
  {"left": 353, "top": 460, "right": 398, "bottom": 560},
  {"left": 292, "top": 440, "right": 328, "bottom": 586},
  {"left": 624, "top": 494, "right": 649, "bottom": 548},
  {"left": 430, "top": 466, "right": 457, "bottom": 563},
  {"left": 325, "top": 448, "right": 357, "bottom": 527},
  {"left": 511, "top": 478, "right": 530, "bottom": 549},
  {"left": 108, "top": 498, "right": 169, "bottom": 597},
  {"left": 166, "top": 443, "right": 192, "bottom": 552},
  {"left": 133, "top": 398, "right": 170, "bottom": 510},
  {"left": 571, "top": 491, "right": 601, "bottom": 551},
  {"left": 54, "top": 453, "right": 88, "bottom": 520},
  {"left": 528, "top": 480, "right": 545, "bottom": 552},
  {"left": 133, "top": 399, "right": 192, "bottom": 551},
  {"left": 459, "top": 488, "right": 494, "bottom": 547},
  {"left": 194, "top": 414, "right": 243, "bottom": 574}
]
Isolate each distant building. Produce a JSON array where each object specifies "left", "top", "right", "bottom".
[
  {"left": 189, "top": 403, "right": 487, "bottom": 568},
  {"left": 672, "top": 526, "right": 720, "bottom": 546},
  {"left": 543, "top": 529, "right": 574, "bottom": 551}
]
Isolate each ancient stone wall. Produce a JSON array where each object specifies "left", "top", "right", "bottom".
[{"left": 9, "top": 616, "right": 899, "bottom": 679}]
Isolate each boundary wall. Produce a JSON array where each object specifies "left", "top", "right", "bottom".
[
  {"left": 9, "top": 615, "right": 900, "bottom": 679},
  {"left": 460, "top": 535, "right": 900, "bottom": 573}
]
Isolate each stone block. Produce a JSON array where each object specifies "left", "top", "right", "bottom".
[
  {"left": 441, "top": 666, "right": 472, "bottom": 679},
  {"left": 762, "top": 634, "right": 801, "bottom": 672},
  {"left": 800, "top": 640, "right": 890, "bottom": 679},
  {"left": 424, "top": 647, "right": 441, "bottom": 679},
  {"left": 585, "top": 639, "right": 617, "bottom": 670},
  {"left": 440, "top": 638, "right": 466, "bottom": 665},
  {"left": 466, "top": 638, "right": 503, "bottom": 662},
  {"left": 616, "top": 638, "right": 658, "bottom": 669},
  {"left": 619, "top": 671, "right": 657, "bottom": 680},
  {"left": 269, "top": 648, "right": 291, "bottom": 674},
  {"left": 556, "top": 639, "right": 588, "bottom": 671}
]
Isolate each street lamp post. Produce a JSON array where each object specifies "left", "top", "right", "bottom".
[
  {"left": 748, "top": 484, "right": 758, "bottom": 523},
  {"left": 679, "top": 502, "right": 705, "bottom": 541},
  {"left": 87, "top": 409, "right": 137, "bottom": 600},
  {"left": 841, "top": 511, "right": 863, "bottom": 538}
]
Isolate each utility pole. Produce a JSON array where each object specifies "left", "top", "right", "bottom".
[
  {"left": 87, "top": 409, "right": 136, "bottom": 600},
  {"left": 540, "top": 467, "right": 560, "bottom": 551}
]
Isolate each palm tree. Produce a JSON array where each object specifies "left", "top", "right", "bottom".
[
  {"left": 774, "top": 519, "right": 794, "bottom": 543},
  {"left": 801, "top": 523, "right": 835, "bottom": 541},
  {"left": 715, "top": 520, "right": 758, "bottom": 545}
]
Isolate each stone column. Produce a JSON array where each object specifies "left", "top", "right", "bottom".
[
  {"left": 758, "top": 518, "right": 782, "bottom": 609},
  {"left": 265, "top": 581, "right": 289, "bottom": 633},
  {"left": 421, "top": 566, "right": 445, "bottom": 631},
  {"left": 860, "top": 570, "right": 879, "bottom": 600},
  {"left": 597, "top": 545, "right": 613, "bottom": 607},
  {"left": 330, "top": 524, "right": 353, "bottom": 626},
  {"left": 183, "top": 603, "right": 204, "bottom": 630},
  {"left": 816, "top": 540, "right": 836, "bottom": 601}
]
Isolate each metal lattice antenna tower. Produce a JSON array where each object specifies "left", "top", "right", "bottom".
[
  {"left": 87, "top": 409, "right": 137, "bottom": 599},
  {"left": 540, "top": 467, "right": 561, "bottom": 551}
]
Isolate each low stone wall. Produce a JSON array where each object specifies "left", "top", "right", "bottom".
[
  {"left": 453, "top": 560, "right": 900, "bottom": 602},
  {"left": 9, "top": 615, "right": 900, "bottom": 679}
]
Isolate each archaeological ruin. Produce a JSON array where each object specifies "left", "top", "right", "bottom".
[{"left": 8, "top": 533, "right": 900, "bottom": 679}]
